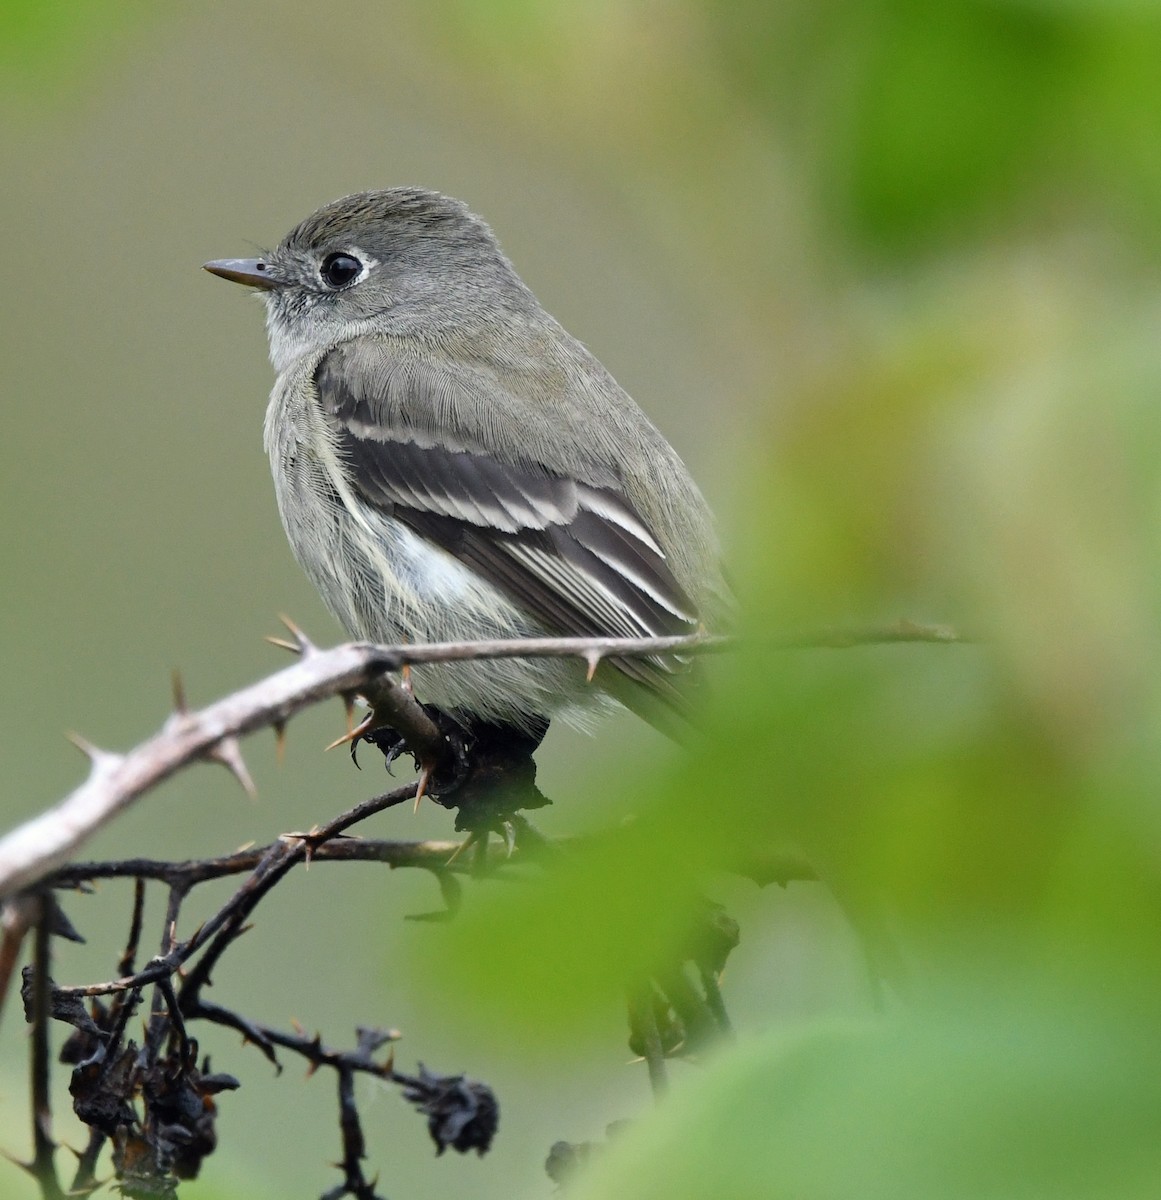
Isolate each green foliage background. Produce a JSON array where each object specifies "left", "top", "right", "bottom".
[{"left": 4, "top": 1, "right": 1161, "bottom": 1196}]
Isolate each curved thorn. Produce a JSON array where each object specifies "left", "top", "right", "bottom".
[
  {"left": 325, "top": 714, "right": 374, "bottom": 753},
  {"left": 207, "top": 737, "right": 257, "bottom": 799},
  {"left": 413, "top": 766, "right": 433, "bottom": 812},
  {"left": 65, "top": 732, "right": 124, "bottom": 773}
]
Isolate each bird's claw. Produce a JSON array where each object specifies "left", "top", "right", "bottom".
[{"left": 349, "top": 723, "right": 410, "bottom": 772}]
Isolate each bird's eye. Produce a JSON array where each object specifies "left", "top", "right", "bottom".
[{"left": 320, "top": 252, "right": 363, "bottom": 289}]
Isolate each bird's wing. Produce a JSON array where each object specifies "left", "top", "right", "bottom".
[{"left": 313, "top": 342, "right": 699, "bottom": 702}]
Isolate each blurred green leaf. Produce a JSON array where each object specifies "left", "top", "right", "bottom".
[
  {"left": 571, "top": 988, "right": 1161, "bottom": 1199},
  {"left": 413, "top": 227, "right": 1161, "bottom": 1089},
  {"left": 0, "top": 0, "right": 150, "bottom": 87},
  {"left": 823, "top": 2, "right": 1081, "bottom": 250}
]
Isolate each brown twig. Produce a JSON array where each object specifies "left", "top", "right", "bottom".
[
  {"left": 357, "top": 672, "right": 453, "bottom": 777},
  {"left": 48, "top": 785, "right": 415, "bottom": 1002},
  {"left": 27, "top": 900, "right": 65, "bottom": 1199},
  {"left": 47, "top": 836, "right": 814, "bottom": 901},
  {"left": 27, "top": 774, "right": 502, "bottom": 1196},
  {"left": 50, "top": 837, "right": 474, "bottom": 888},
  {"left": 0, "top": 894, "right": 40, "bottom": 1029}
]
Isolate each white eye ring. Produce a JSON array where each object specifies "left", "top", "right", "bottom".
[{"left": 319, "top": 251, "right": 365, "bottom": 289}]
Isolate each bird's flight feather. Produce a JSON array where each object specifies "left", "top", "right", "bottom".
[{"left": 314, "top": 341, "right": 700, "bottom": 702}]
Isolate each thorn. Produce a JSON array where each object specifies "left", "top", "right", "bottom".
[
  {"left": 400, "top": 663, "right": 414, "bottom": 693},
  {"left": 341, "top": 692, "right": 356, "bottom": 732},
  {"left": 273, "top": 720, "right": 287, "bottom": 765},
  {"left": 444, "top": 835, "right": 473, "bottom": 868},
  {"left": 65, "top": 732, "right": 124, "bottom": 773},
  {"left": 264, "top": 635, "right": 300, "bottom": 654},
  {"left": 171, "top": 669, "right": 188, "bottom": 715},
  {"left": 325, "top": 713, "right": 374, "bottom": 753},
  {"left": 413, "top": 766, "right": 433, "bottom": 812},
  {"left": 207, "top": 737, "right": 257, "bottom": 799},
  {"left": 583, "top": 649, "right": 602, "bottom": 683},
  {"left": 65, "top": 730, "right": 100, "bottom": 759},
  {"left": 290, "top": 1017, "right": 306, "bottom": 1036},
  {"left": 278, "top": 613, "right": 317, "bottom": 656},
  {"left": 163, "top": 669, "right": 196, "bottom": 734}
]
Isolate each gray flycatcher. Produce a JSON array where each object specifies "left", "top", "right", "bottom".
[{"left": 205, "top": 188, "right": 727, "bottom": 744}]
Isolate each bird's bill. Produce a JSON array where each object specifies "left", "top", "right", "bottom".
[{"left": 203, "top": 258, "right": 286, "bottom": 290}]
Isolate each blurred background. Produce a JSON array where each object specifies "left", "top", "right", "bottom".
[{"left": 5, "top": 2, "right": 1161, "bottom": 1197}]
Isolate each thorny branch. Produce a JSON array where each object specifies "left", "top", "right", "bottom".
[
  {"left": 50, "top": 785, "right": 419, "bottom": 1004},
  {"left": 0, "top": 618, "right": 958, "bottom": 1196},
  {"left": 0, "top": 629, "right": 710, "bottom": 900},
  {"left": 0, "top": 620, "right": 959, "bottom": 902},
  {"left": 8, "top": 780, "right": 806, "bottom": 1197},
  {"left": 19, "top": 781, "right": 503, "bottom": 1198}
]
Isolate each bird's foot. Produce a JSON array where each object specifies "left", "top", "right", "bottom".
[
  {"left": 345, "top": 707, "right": 469, "bottom": 788},
  {"left": 351, "top": 707, "right": 553, "bottom": 828},
  {"left": 433, "top": 716, "right": 552, "bottom": 833}
]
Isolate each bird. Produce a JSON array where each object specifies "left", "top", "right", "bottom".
[{"left": 204, "top": 187, "right": 728, "bottom": 756}]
